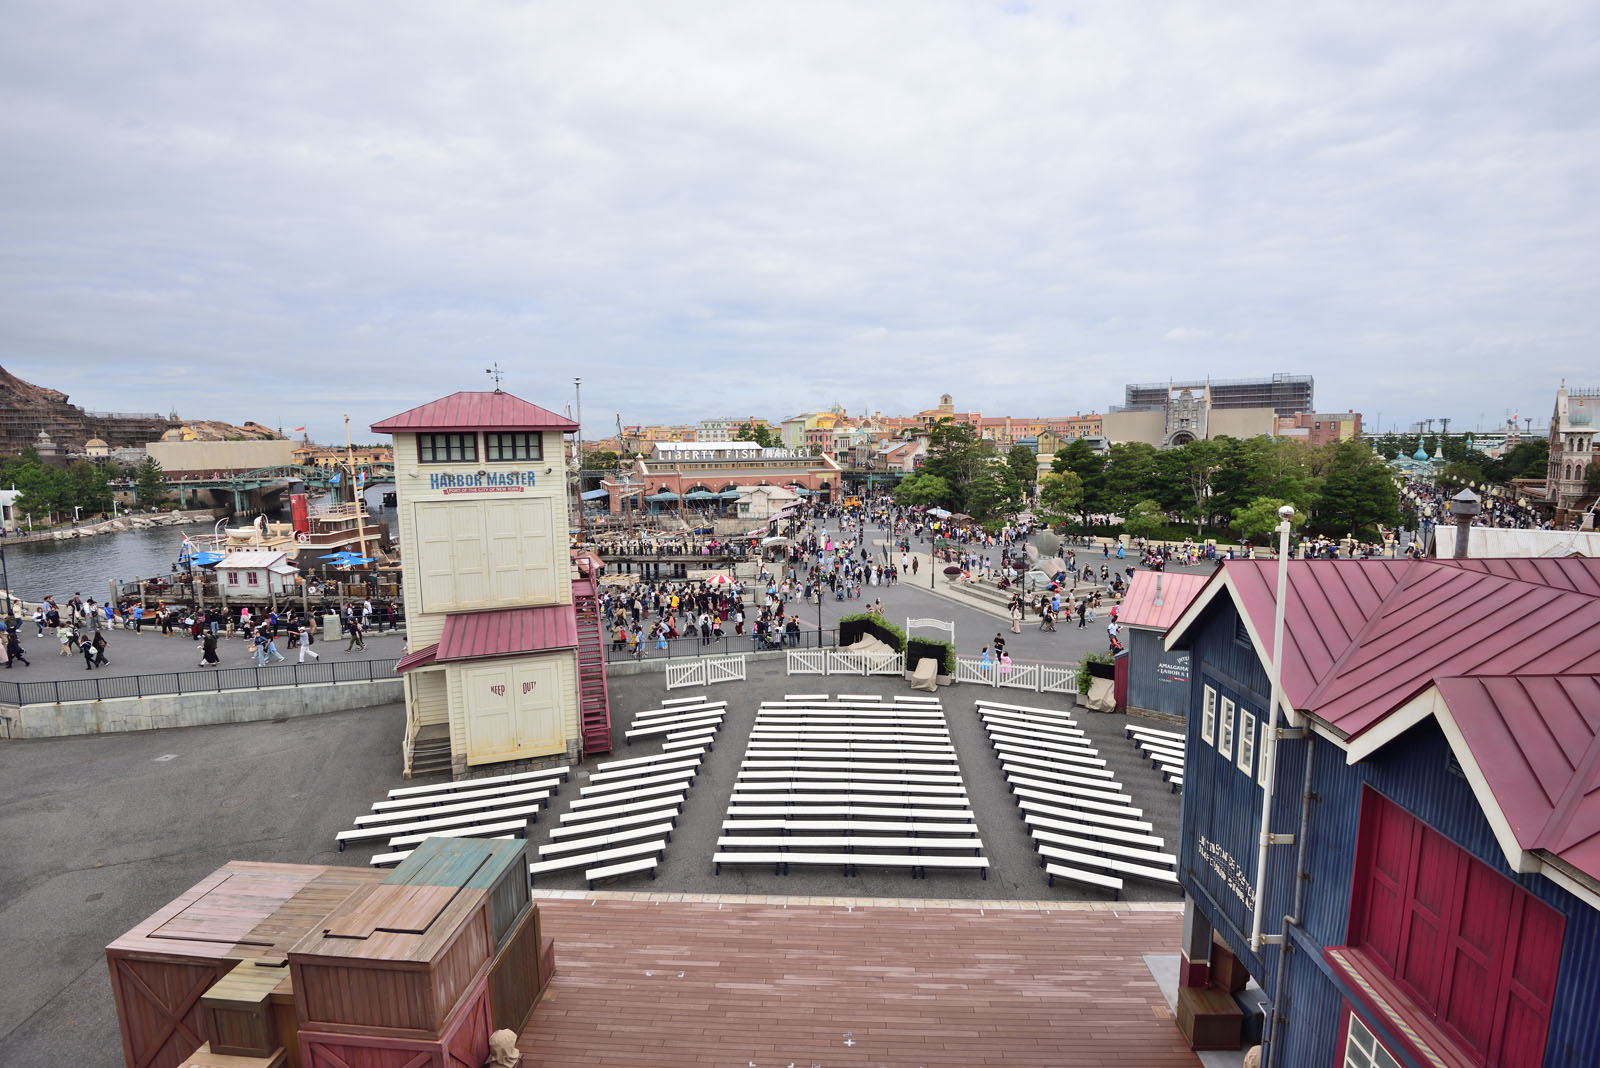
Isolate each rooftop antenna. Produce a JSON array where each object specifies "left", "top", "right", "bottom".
[
  {"left": 485, "top": 362, "right": 505, "bottom": 391},
  {"left": 1438, "top": 417, "right": 1452, "bottom": 437}
]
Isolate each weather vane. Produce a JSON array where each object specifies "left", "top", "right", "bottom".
[{"left": 485, "top": 362, "right": 504, "bottom": 390}]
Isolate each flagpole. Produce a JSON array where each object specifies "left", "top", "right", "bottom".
[{"left": 345, "top": 414, "right": 370, "bottom": 564}]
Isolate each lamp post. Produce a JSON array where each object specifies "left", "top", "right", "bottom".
[
  {"left": 1250, "top": 504, "right": 1296, "bottom": 953},
  {"left": 1, "top": 539, "right": 11, "bottom": 617}
]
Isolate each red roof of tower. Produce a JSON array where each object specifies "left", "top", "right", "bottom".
[
  {"left": 371, "top": 391, "right": 579, "bottom": 434},
  {"left": 1117, "top": 571, "right": 1210, "bottom": 631},
  {"left": 436, "top": 605, "right": 578, "bottom": 662}
]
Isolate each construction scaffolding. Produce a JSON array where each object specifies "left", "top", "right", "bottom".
[{"left": 1124, "top": 373, "right": 1314, "bottom": 416}]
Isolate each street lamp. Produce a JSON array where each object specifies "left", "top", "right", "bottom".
[
  {"left": 0, "top": 539, "right": 11, "bottom": 617},
  {"left": 1250, "top": 504, "right": 1296, "bottom": 953}
]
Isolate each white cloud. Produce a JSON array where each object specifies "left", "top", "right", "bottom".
[{"left": 0, "top": 0, "right": 1596, "bottom": 440}]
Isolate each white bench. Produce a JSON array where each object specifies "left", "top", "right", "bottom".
[
  {"left": 757, "top": 715, "right": 945, "bottom": 727},
  {"left": 586, "top": 857, "right": 658, "bottom": 888},
  {"left": 588, "top": 757, "right": 701, "bottom": 784},
  {"left": 743, "top": 745, "right": 957, "bottom": 762},
  {"left": 1031, "top": 829, "right": 1177, "bottom": 868},
  {"left": 1002, "top": 771, "right": 1133, "bottom": 805},
  {"left": 369, "top": 777, "right": 560, "bottom": 812},
  {"left": 569, "top": 782, "right": 689, "bottom": 810},
  {"left": 990, "top": 738, "right": 1107, "bottom": 767},
  {"left": 527, "top": 839, "right": 665, "bottom": 883},
  {"left": 596, "top": 749, "right": 705, "bottom": 773},
  {"left": 625, "top": 715, "right": 723, "bottom": 740},
  {"left": 1024, "top": 812, "right": 1168, "bottom": 850},
  {"left": 721, "top": 819, "right": 982, "bottom": 836},
  {"left": 385, "top": 765, "right": 570, "bottom": 799},
  {"left": 632, "top": 701, "right": 727, "bottom": 722},
  {"left": 781, "top": 693, "right": 831, "bottom": 700},
  {"left": 560, "top": 792, "right": 686, "bottom": 824},
  {"left": 1045, "top": 862, "right": 1123, "bottom": 897},
  {"left": 713, "top": 852, "right": 987, "bottom": 878},
  {"left": 975, "top": 698, "right": 1077, "bottom": 716},
  {"left": 549, "top": 806, "right": 679, "bottom": 840},
  {"left": 662, "top": 736, "right": 715, "bottom": 753},
  {"left": 738, "top": 769, "right": 963, "bottom": 786},
  {"left": 735, "top": 780, "right": 967, "bottom": 798},
  {"left": 979, "top": 710, "right": 1087, "bottom": 735},
  {"left": 742, "top": 759, "right": 962, "bottom": 775},
  {"left": 998, "top": 752, "right": 1119, "bottom": 784},
  {"left": 1126, "top": 723, "right": 1184, "bottom": 743},
  {"left": 354, "top": 788, "right": 554, "bottom": 826},
  {"left": 1164, "top": 770, "right": 1184, "bottom": 791},
  {"left": 578, "top": 768, "right": 696, "bottom": 797},
  {"left": 729, "top": 789, "right": 970, "bottom": 806},
  {"left": 1010, "top": 785, "right": 1145, "bottom": 820},
  {"left": 660, "top": 694, "right": 709, "bottom": 705},
  {"left": 1038, "top": 844, "right": 1179, "bottom": 886},
  {"left": 1138, "top": 739, "right": 1186, "bottom": 759},
  {"left": 716, "top": 835, "right": 983, "bottom": 853},
  {"left": 983, "top": 724, "right": 1096, "bottom": 753},
  {"left": 726, "top": 804, "right": 974, "bottom": 821},
  {"left": 540, "top": 821, "right": 676, "bottom": 857},
  {"left": 749, "top": 732, "right": 950, "bottom": 745},
  {"left": 386, "top": 818, "right": 530, "bottom": 849},
  {"left": 1018, "top": 799, "right": 1153, "bottom": 834},
  {"left": 368, "top": 831, "right": 517, "bottom": 867},
  {"left": 336, "top": 799, "right": 546, "bottom": 849}
]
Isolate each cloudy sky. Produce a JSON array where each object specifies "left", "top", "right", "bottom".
[{"left": 2, "top": 1, "right": 1596, "bottom": 443}]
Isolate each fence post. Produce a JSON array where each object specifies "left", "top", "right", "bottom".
[{"left": 135, "top": 675, "right": 142, "bottom": 698}]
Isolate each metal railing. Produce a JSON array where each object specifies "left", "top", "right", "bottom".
[
  {"left": 602, "top": 627, "right": 838, "bottom": 663},
  {"left": 0, "top": 657, "right": 400, "bottom": 707}
]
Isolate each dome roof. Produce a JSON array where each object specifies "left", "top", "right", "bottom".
[
  {"left": 160, "top": 428, "right": 184, "bottom": 441},
  {"left": 1412, "top": 439, "right": 1430, "bottom": 461},
  {"left": 86, "top": 437, "right": 108, "bottom": 448}
]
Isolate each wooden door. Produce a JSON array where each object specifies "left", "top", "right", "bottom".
[
  {"left": 449, "top": 502, "right": 488, "bottom": 606},
  {"left": 510, "top": 658, "right": 564, "bottom": 755},
  {"left": 462, "top": 663, "right": 517, "bottom": 764},
  {"left": 415, "top": 502, "right": 457, "bottom": 613}
]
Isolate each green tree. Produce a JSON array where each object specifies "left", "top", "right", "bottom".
[
  {"left": 966, "top": 465, "right": 1023, "bottom": 522},
  {"left": 134, "top": 456, "right": 167, "bottom": 508},
  {"left": 734, "top": 422, "right": 776, "bottom": 448},
  {"left": 584, "top": 449, "right": 622, "bottom": 472},
  {"left": 1311, "top": 440, "right": 1400, "bottom": 539},
  {"left": 1037, "top": 471, "right": 1085, "bottom": 518},
  {"left": 921, "top": 420, "right": 985, "bottom": 512},
  {"left": 1231, "top": 497, "right": 1295, "bottom": 545},
  {"left": 1123, "top": 499, "right": 1166, "bottom": 540},
  {"left": 1437, "top": 460, "right": 1485, "bottom": 491},
  {"left": 1098, "top": 442, "right": 1161, "bottom": 515},
  {"left": 1006, "top": 445, "right": 1038, "bottom": 494},
  {"left": 893, "top": 472, "right": 953, "bottom": 508}
]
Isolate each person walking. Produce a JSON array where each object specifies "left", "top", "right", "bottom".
[
  {"left": 82, "top": 633, "right": 97, "bottom": 670},
  {"left": 200, "top": 629, "right": 220, "bottom": 666},
  {"left": 1077, "top": 599, "right": 1088, "bottom": 629},
  {"left": 297, "top": 619, "right": 320, "bottom": 663},
  {"left": 345, "top": 617, "right": 365, "bottom": 652},
  {"left": 1010, "top": 602, "right": 1022, "bottom": 634},
  {"left": 58, "top": 622, "right": 73, "bottom": 656},
  {"left": 5, "top": 628, "right": 27, "bottom": 667},
  {"left": 92, "top": 631, "right": 109, "bottom": 667}
]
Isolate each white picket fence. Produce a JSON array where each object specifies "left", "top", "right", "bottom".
[
  {"left": 787, "top": 648, "right": 906, "bottom": 677},
  {"left": 955, "top": 656, "right": 1079, "bottom": 694},
  {"left": 666, "top": 654, "right": 749, "bottom": 690}
]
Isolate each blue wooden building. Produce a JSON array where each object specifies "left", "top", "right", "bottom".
[{"left": 1164, "top": 557, "right": 1600, "bottom": 1068}]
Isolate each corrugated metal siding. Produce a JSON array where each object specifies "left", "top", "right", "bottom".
[{"left": 1127, "top": 628, "right": 1191, "bottom": 718}]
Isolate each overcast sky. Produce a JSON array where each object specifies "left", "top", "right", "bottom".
[{"left": 2, "top": 1, "right": 1596, "bottom": 443}]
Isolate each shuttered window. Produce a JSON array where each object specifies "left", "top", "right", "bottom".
[
  {"left": 418, "top": 433, "right": 477, "bottom": 464},
  {"left": 1348, "top": 789, "right": 1564, "bottom": 1068},
  {"left": 485, "top": 432, "right": 542, "bottom": 462},
  {"left": 1201, "top": 685, "right": 1217, "bottom": 745}
]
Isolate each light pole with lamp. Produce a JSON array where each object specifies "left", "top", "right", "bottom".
[
  {"left": 0, "top": 538, "right": 11, "bottom": 617},
  {"left": 1249, "top": 504, "right": 1296, "bottom": 954}
]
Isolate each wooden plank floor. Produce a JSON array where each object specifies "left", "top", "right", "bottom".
[{"left": 521, "top": 895, "right": 1199, "bottom": 1068}]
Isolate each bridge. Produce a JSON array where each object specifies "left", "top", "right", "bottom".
[{"left": 124, "top": 463, "right": 397, "bottom": 513}]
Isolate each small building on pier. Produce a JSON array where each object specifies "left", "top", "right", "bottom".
[
  {"left": 375, "top": 389, "right": 613, "bottom": 777},
  {"left": 216, "top": 550, "right": 299, "bottom": 598}
]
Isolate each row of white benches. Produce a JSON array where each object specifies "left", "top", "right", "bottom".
[
  {"left": 336, "top": 763, "right": 575, "bottom": 859},
  {"left": 530, "top": 696, "right": 727, "bottom": 888},
  {"left": 714, "top": 697, "right": 988, "bottom": 879},
  {"left": 1126, "top": 722, "right": 1186, "bottom": 792},
  {"left": 978, "top": 699, "right": 1178, "bottom": 899}
]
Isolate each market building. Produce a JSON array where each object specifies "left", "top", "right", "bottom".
[
  {"left": 601, "top": 440, "right": 842, "bottom": 515},
  {"left": 1162, "top": 555, "right": 1600, "bottom": 1066},
  {"left": 376, "top": 390, "right": 612, "bottom": 778}
]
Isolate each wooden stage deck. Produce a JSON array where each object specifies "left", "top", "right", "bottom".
[{"left": 520, "top": 893, "right": 1198, "bottom": 1068}]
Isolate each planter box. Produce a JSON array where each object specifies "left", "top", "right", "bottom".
[
  {"left": 289, "top": 884, "right": 494, "bottom": 1037},
  {"left": 297, "top": 975, "right": 491, "bottom": 1068},
  {"left": 1086, "top": 660, "right": 1115, "bottom": 680},
  {"left": 385, "top": 837, "right": 530, "bottom": 951}
]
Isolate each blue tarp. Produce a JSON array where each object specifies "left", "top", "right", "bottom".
[{"left": 580, "top": 488, "right": 610, "bottom": 500}]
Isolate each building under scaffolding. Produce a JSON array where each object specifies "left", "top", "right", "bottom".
[{"left": 1124, "top": 373, "right": 1313, "bottom": 417}]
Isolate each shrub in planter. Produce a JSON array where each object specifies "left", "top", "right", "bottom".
[
  {"left": 906, "top": 637, "right": 956, "bottom": 675},
  {"left": 1076, "top": 652, "right": 1114, "bottom": 693},
  {"left": 837, "top": 612, "right": 906, "bottom": 651}
]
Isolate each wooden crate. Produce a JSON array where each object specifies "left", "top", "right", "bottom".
[
  {"left": 288, "top": 883, "right": 493, "bottom": 1037},
  {"left": 297, "top": 975, "right": 492, "bottom": 1068},
  {"left": 1176, "top": 985, "right": 1243, "bottom": 1051},
  {"left": 107, "top": 863, "right": 384, "bottom": 1068},
  {"left": 384, "top": 837, "right": 530, "bottom": 950},
  {"left": 486, "top": 903, "right": 549, "bottom": 1033},
  {"left": 202, "top": 960, "right": 289, "bottom": 1057},
  {"left": 179, "top": 1042, "right": 287, "bottom": 1068}
]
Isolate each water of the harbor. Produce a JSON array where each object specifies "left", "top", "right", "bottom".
[{"left": 0, "top": 482, "right": 398, "bottom": 603}]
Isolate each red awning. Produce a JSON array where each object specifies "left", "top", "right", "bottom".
[
  {"left": 436, "top": 605, "right": 579, "bottom": 662},
  {"left": 395, "top": 643, "right": 439, "bottom": 673}
]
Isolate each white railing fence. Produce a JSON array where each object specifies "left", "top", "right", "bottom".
[
  {"left": 666, "top": 654, "right": 748, "bottom": 690},
  {"left": 956, "top": 657, "right": 1080, "bottom": 694}
]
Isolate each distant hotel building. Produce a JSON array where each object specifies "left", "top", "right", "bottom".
[
  {"left": 1124, "top": 373, "right": 1314, "bottom": 417},
  {"left": 1543, "top": 382, "right": 1599, "bottom": 526}
]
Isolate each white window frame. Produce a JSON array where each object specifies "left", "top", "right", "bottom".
[
  {"left": 1219, "top": 697, "right": 1235, "bottom": 762},
  {"left": 1201, "top": 685, "right": 1217, "bottom": 745},
  {"left": 1237, "top": 709, "right": 1256, "bottom": 777},
  {"left": 1342, "top": 1013, "right": 1400, "bottom": 1068}
]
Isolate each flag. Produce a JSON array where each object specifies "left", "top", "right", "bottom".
[
  {"left": 357, "top": 471, "right": 366, "bottom": 485},
  {"left": 292, "top": 426, "right": 306, "bottom": 432},
  {"left": 329, "top": 473, "right": 341, "bottom": 484}
]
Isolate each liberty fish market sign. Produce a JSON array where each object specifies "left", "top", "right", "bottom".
[{"left": 430, "top": 471, "right": 538, "bottom": 494}]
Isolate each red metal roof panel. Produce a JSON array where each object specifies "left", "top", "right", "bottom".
[
  {"left": 436, "top": 605, "right": 579, "bottom": 662},
  {"left": 371, "top": 391, "right": 579, "bottom": 434},
  {"left": 395, "top": 643, "right": 439, "bottom": 673},
  {"left": 1118, "top": 571, "right": 1210, "bottom": 631}
]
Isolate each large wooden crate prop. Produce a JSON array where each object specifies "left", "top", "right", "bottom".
[
  {"left": 288, "top": 882, "right": 494, "bottom": 1037},
  {"left": 487, "top": 902, "right": 550, "bottom": 1032},
  {"left": 384, "top": 837, "right": 530, "bottom": 950},
  {"left": 107, "top": 863, "right": 384, "bottom": 1068},
  {"left": 179, "top": 1042, "right": 288, "bottom": 1067},
  {"left": 202, "top": 960, "right": 290, "bottom": 1058},
  {"left": 297, "top": 975, "right": 492, "bottom": 1068}
]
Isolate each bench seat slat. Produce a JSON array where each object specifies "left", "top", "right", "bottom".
[
  {"left": 386, "top": 818, "right": 529, "bottom": 848},
  {"left": 385, "top": 765, "right": 569, "bottom": 799},
  {"left": 1045, "top": 862, "right": 1123, "bottom": 894},
  {"left": 560, "top": 793, "right": 686, "bottom": 823},
  {"left": 355, "top": 787, "right": 552, "bottom": 825}
]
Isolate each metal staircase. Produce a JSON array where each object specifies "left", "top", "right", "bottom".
[{"left": 572, "top": 576, "right": 613, "bottom": 756}]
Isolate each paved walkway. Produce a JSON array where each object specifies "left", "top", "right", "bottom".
[
  {"left": 522, "top": 895, "right": 1199, "bottom": 1067},
  {"left": 0, "top": 623, "right": 404, "bottom": 680}
]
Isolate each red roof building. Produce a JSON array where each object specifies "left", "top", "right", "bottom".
[{"left": 372, "top": 390, "right": 578, "bottom": 434}]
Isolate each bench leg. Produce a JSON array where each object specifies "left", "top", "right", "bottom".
[
  {"left": 980, "top": 868, "right": 987, "bottom": 880},
  {"left": 338, "top": 841, "right": 346, "bottom": 852},
  {"left": 714, "top": 861, "right": 721, "bottom": 875},
  {"left": 1048, "top": 872, "right": 1055, "bottom": 888}
]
